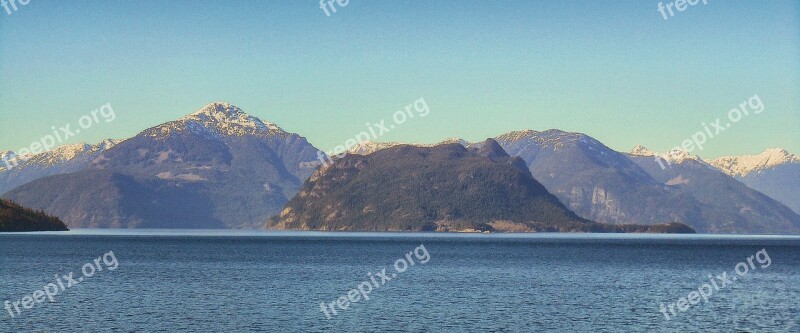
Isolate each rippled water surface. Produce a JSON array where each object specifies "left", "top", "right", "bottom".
[{"left": 1, "top": 230, "right": 798, "bottom": 332}]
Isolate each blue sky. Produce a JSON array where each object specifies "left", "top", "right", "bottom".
[{"left": 0, "top": 0, "right": 798, "bottom": 158}]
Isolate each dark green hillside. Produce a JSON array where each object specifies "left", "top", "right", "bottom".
[{"left": 0, "top": 199, "right": 68, "bottom": 232}]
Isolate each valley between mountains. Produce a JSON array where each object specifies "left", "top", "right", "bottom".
[{"left": 2, "top": 102, "right": 798, "bottom": 233}]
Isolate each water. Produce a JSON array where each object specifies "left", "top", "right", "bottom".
[{"left": 1, "top": 230, "right": 798, "bottom": 332}]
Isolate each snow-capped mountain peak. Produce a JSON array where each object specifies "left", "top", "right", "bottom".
[
  {"left": 0, "top": 139, "right": 123, "bottom": 191},
  {"left": 439, "top": 137, "right": 470, "bottom": 146},
  {"left": 708, "top": 148, "right": 799, "bottom": 177},
  {"left": 11, "top": 139, "right": 123, "bottom": 169},
  {"left": 346, "top": 141, "right": 404, "bottom": 155},
  {"left": 628, "top": 146, "right": 704, "bottom": 165},
  {"left": 629, "top": 145, "right": 656, "bottom": 156},
  {"left": 186, "top": 102, "right": 250, "bottom": 120},
  {"left": 145, "top": 102, "right": 286, "bottom": 139},
  {"left": 663, "top": 149, "right": 703, "bottom": 164},
  {"left": 183, "top": 102, "right": 284, "bottom": 133}
]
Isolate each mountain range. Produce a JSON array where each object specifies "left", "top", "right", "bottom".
[
  {"left": 0, "top": 140, "right": 120, "bottom": 194},
  {"left": 2, "top": 103, "right": 320, "bottom": 228},
  {"left": 352, "top": 132, "right": 799, "bottom": 233},
  {"left": 627, "top": 147, "right": 799, "bottom": 233},
  {"left": 1, "top": 102, "right": 797, "bottom": 233},
  {"left": 708, "top": 149, "right": 800, "bottom": 214},
  {"left": 269, "top": 139, "right": 693, "bottom": 233}
]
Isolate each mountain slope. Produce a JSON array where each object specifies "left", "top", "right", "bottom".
[
  {"left": 5, "top": 170, "right": 224, "bottom": 228},
  {"left": 3, "top": 102, "right": 322, "bottom": 228},
  {"left": 293, "top": 130, "right": 797, "bottom": 234},
  {"left": 0, "top": 199, "right": 68, "bottom": 232},
  {"left": 0, "top": 140, "right": 120, "bottom": 194},
  {"left": 494, "top": 130, "right": 702, "bottom": 227},
  {"left": 268, "top": 140, "right": 694, "bottom": 233},
  {"left": 628, "top": 147, "right": 800, "bottom": 234},
  {"left": 708, "top": 149, "right": 800, "bottom": 214}
]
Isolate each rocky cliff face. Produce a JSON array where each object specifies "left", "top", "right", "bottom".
[{"left": 494, "top": 130, "right": 702, "bottom": 228}]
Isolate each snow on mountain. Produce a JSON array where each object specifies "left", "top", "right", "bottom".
[
  {"left": 18, "top": 139, "right": 122, "bottom": 168},
  {"left": 0, "top": 151, "right": 19, "bottom": 171},
  {"left": 142, "top": 102, "right": 287, "bottom": 139},
  {"left": 0, "top": 151, "right": 35, "bottom": 172},
  {"left": 498, "top": 129, "right": 608, "bottom": 152},
  {"left": 707, "top": 149, "right": 800, "bottom": 214},
  {"left": 0, "top": 139, "right": 122, "bottom": 193},
  {"left": 347, "top": 138, "right": 471, "bottom": 156},
  {"left": 494, "top": 130, "right": 712, "bottom": 228},
  {"left": 627, "top": 147, "right": 800, "bottom": 233},
  {"left": 629, "top": 145, "right": 656, "bottom": 156},
  {"left": 628, "top": 145, "right": 705, "bottom": 166},
  {"left": 440, "top": 137, "right": 471, "bottom": 146},
  {"left": 0, "top": 150, "right": 15, "bottom": 160},
  {"left": 708, "top": 148, "right": 800, "bottom": 177},
  {"left": 347, "top": 141, "right": 404, "bottom": 155},
  {"left": 1, "top": 139, "right": 121, "bottom": 172},
  {"left": 2, "top": 102, "right": 324, "bottom": 229},
  {"left": 497, "top": 129, "right": 640, "bottom": 172}
]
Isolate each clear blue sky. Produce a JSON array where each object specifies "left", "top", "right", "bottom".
[{"left": 1, "top": 0, "right": 798, "bottom": 158}]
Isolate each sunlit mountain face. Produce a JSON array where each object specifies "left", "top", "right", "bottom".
[{"left": 2, "top": 103, "right": 321, "bottom": 229}]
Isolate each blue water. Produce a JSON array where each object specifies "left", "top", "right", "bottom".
[{"left": 1, "top": 230, "right": 798, "bottom": 332}]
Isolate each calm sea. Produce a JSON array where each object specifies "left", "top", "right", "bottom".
[{"left": 1, "top": 230, "right": 798, "bottom": 332}]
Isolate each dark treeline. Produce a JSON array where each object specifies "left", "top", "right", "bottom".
[{"left": 0, "top": 199, "right": 69, "bottom": 232}]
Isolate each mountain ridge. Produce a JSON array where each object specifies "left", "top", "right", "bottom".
[
  {"left": 0, "top": 139, "right": 121, "bottom": 194},
  {"left": 708, "top": 148, "right": 799, "bottom": 177},
  {"left": 2, "top": 114, "right": 796, "bottom": 233},
  {"left": 3, "top": 102, "right": 321, "bottom": 229},
  {"left": 268, "top": 139, "right": 694, "bottom": 233},
  {"left": 708, "top": 148, "right": 799, "bottom": 214},
  {"left": 339, "top": 132, "right": 799, "bottom": 233}
]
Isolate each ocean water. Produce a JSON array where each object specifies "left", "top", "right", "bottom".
[{"left": 1, "top": 230, "right": 798, "bottom": 332}]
